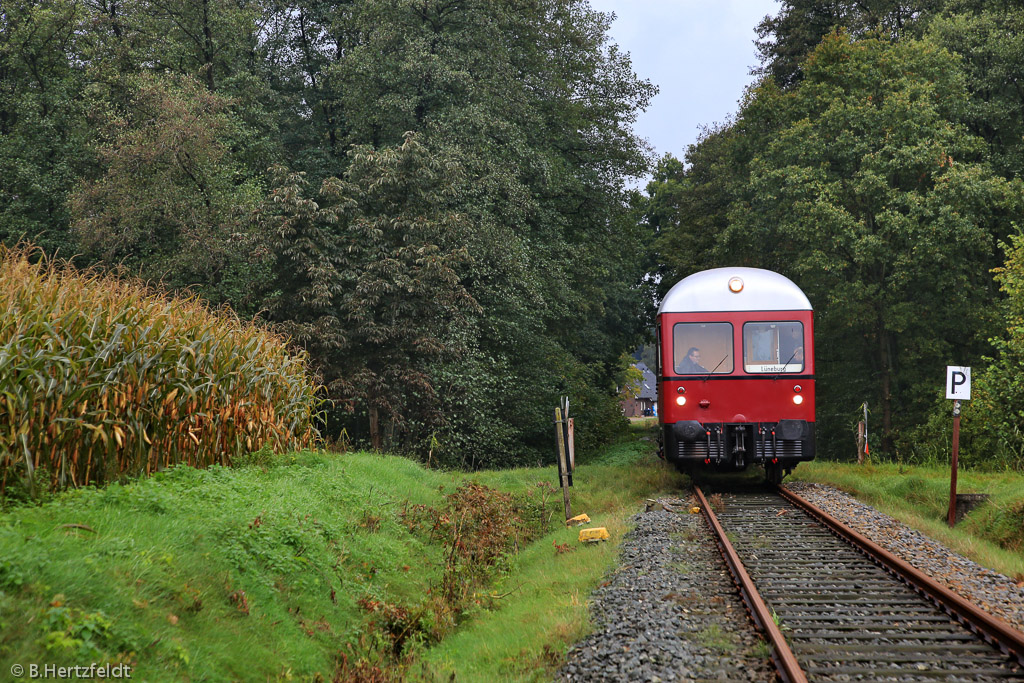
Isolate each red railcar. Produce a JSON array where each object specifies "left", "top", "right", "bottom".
[{"left": 656, "top": 267, "right": 814, "bottom": 483}]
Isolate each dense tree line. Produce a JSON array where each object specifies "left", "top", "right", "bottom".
[
  {"left": 648, "top": 0, "right": 1024, "bottom": 466},
  {"left": 0, "top": 0, "right": 656, "bottom": 467}
]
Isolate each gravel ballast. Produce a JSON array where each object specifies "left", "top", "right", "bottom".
[
  {"left": 563, "top": 483, "right": 1024, "bottom": 681},
  {"left": 561, "top": 499, "right": 774, "bottom": 682}
]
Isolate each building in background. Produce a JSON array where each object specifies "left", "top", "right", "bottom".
[{"left": 622, "top": 361, "right": 657, "bottom": 417}]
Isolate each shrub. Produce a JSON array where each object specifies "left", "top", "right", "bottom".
[{"left": 0, "top": 245, "right": 322, "bottom": 496}]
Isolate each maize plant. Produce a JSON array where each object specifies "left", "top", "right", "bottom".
[{"left": 0, "top": 245, "right": 323, "bottom": 495}]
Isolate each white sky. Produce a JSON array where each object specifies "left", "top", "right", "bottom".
[{"left": 588, "top": 0, "right": 782, "bottom": 175}]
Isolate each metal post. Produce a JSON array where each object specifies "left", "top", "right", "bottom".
[
  {"left": 566, "top": 417, "right": 575, "bottom": 486},
  {"left": 948, "top": 400, "right": 961, "bottom": 527}
]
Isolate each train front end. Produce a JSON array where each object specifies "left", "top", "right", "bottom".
[{"left": 656, "top": 268, "right": 815, "bottom": 483}]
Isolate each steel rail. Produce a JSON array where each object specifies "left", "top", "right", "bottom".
[
  {"left": 694, "top": 485, "right": 808, "bottom": 683},
  {"left": 779, "top": 484, "right": 1024, "bottom": 665}
]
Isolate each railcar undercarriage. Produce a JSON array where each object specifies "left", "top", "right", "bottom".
[{"left": 660, "top": 419, "right": 815, "bottom": 483}]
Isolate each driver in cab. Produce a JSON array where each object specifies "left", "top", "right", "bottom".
[{"left": 679, "top": 347, "right": 709, "bottom": 374}]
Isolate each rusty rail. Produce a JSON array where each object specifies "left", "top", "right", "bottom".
[
  {"left": 694, "top": 485, "right": 808, "bottom": 683},
  {"left": 779, "top": 485, "right": 1024, "bottom": 666}
]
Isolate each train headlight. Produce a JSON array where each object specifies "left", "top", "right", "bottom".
[
  {"left": 728, "top": 276, "right": 744, "bottom": 293},
  {"left": 676, "top": 396, "right": 686, "bottom": 406},
  {"left": 792, "top": 395, "right": 804, "bottom": 405}
]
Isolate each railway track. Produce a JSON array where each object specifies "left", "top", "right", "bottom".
[{"left": 696, "top": 484, "right": 1024, "bottom": 682}]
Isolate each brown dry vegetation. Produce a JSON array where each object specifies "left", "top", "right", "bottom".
[{"left": 0, "top": 245, "right": 321, "bottom": 497}]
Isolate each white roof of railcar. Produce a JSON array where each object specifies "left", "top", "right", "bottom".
[{"left": 658, "top": 267, "right": 812, "bottom": 314}]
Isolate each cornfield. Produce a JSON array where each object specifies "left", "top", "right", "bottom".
[{"left": 0, "top": 245, "right": 322, "bottom": 495}]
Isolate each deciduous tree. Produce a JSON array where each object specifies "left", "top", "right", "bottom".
[
  {"left": 0, "top": 0, "right": 91, "bottom": 253},
  {"left": 731, "top": 34, "right": 1015, "bottom": 453},
  {"left": 927, "top": 6, "right": 1024, "bottom": 179},
  {"left": 68, "top": 74, "right": 267, "bottom": 311},
  {"left": 261, "top": 134, "right": 478, "bottom": 453},
  {"left": 755, "top": 0, "right": 939, "bottom": 88}
]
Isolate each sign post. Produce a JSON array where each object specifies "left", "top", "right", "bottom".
[{"left": 946, "top": 367, "right": 971, "bottom": 527}]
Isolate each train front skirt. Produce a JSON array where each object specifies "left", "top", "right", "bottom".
[{"left": 663, "top": 419, "right": 815, "bottom": 472}]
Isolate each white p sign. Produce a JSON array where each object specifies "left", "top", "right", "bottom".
[{"left": 946, "top": 366, "right": 971, "bottom": 400}]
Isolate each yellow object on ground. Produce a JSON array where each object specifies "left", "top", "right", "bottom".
[
  {"left": 566, "top": 513, "right": 591, "bottom": 527},
  {"left": 689, "top": 506, "right": 701, "bottom": 514},
  {"left": 579, "top": 527, "right": 610, "bottom": 543}
]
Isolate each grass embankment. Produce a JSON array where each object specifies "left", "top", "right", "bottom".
[
  {"left": 418, "top": 425, "right": 683, "bottom": 680},
  {"left": 792, "top": 460, "right": 1024, "bottom": 579},
  {"left": 0, "top": 424, "right": 683, "bottom": 681}
]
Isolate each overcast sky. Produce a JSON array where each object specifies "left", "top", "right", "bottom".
[{"left": 587, "top": 0, "right": 782, "bottom": 177}]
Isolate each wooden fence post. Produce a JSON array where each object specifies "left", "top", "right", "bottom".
[
  {"left": 857, "top": 421, "right": 866, "bottom": 465},
  {"left": 555, "top": 407, "right": 572, "bottom": 521}
]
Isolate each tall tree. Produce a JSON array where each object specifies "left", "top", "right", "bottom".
[
  {"left": 926, "top": 5, "right": 1024, "bottom": 179},
  {"left": 730, "top": 33, "right": 1015, "bottom": 453},
  {"left": 68, "top": 74, "right": 267, "bottom": 311},
  {"left": 755, "top": 0, "right": 939, "bottom": 87},
  {"left": 340, "top": 135, "right": 480, "bottom": 451},
  {"left": 261, "top": 134, "right": 479, "bottom": 453},
  {"left": 313, "top": 0, "right": 656, "bottom": 462},
  {"left": 0, "top": 0, "right": 91, "bottom": 252}
]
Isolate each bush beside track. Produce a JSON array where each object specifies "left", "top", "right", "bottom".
[{"left": 0, "top": 246, "right": 321, "bottom": 498}]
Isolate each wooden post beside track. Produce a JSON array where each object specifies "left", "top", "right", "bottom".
[
  {"left": 858, "top": 401, "right": 868, "bottom": 464},
  {"left": 856, "top": 421, "right": 866, "bottom": 465},
  {"left": 555, "top": 407, "right": 572, "bottom": 521},
  {"left": 948, "top": 399, "right": 961, "bottom": 527}
]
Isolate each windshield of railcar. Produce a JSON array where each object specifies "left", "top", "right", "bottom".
[
  {"left": 673, "top": 323, "right": 733, "bottom": 374},
  {"left": 743, "top": 322, "right": 804, "bottom": 373}
]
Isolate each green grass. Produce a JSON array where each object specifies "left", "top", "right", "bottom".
[
  {"left": 791, "top": 460, "right": 1024, "bottom": 579},
  {"left": 0, "top": 423, "right": 685, "bottom": 681},
  {"left": 751, "top": 639, "right": 772, "bottom": 660},
  {"left": 416, "top": 425, "right": 685, "bottom": 681},
  {"left": 695, "top": 623, "right": 735, "bottom": 652},
  {"left": 1, "top": 451, "right": 449, "bottom": 679}
]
